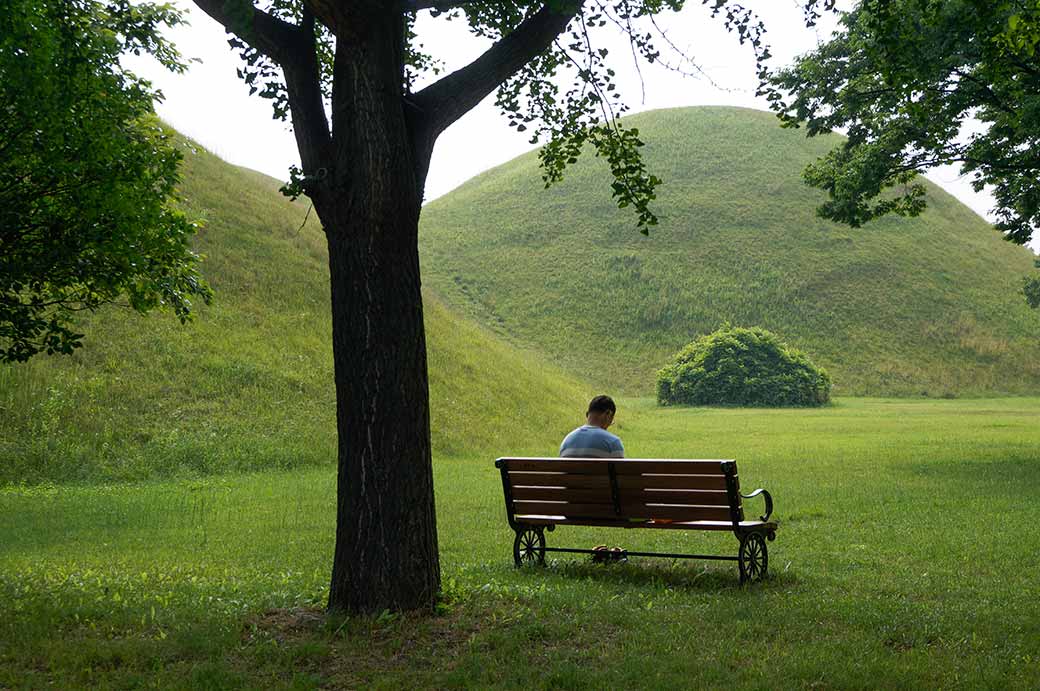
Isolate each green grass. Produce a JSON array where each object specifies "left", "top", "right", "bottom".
[
  {"left": 3, "top": 398, "right": 1038, "bottom": 688},
  {"left": 419, "top": 106, "right": 1040, "bottom": 397},
  {"left": 0, "top": 135, "right": 590, "bottom": 485},
  {"left": 4, "top": 115, "right": 1039, "bottom": 687}
]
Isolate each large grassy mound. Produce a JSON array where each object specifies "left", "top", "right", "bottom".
[
  {"left": 419, "top": 106, "right": 1040, "bottom": 396},
  {"left": 0, "top": 136, "right": 589, "bottom": 485}
]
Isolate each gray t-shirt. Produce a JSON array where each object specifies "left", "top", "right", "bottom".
[{"left": 559, "top": 425, "right": 624, "bottom": 458}]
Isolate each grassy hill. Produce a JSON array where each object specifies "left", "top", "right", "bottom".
[
  {"left": 418, "top": 106, "right": 1040, "bottom": 397},
  {"left": 0, "top": 135, "right": 589, "bottom": 485}
]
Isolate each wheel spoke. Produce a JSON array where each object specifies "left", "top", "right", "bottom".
[
  {"left": 517, "top": 529, "right": 539, "bottom": 563},
  {"left": 739, "top": 533, "right": 767, "bottom": 582}
]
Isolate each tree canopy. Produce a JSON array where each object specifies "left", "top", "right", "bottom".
[
  {"left": 215, "top": 0, "right": 836, "bottom": 231},
  {"left": 768, "top": 0, "right": 1039, "bottom": 250},
  {"left": 0, "top": 0, "right": 211, "bottom": 362}
]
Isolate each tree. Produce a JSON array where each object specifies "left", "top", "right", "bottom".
[
  {"left": 189, "top": 0, "right": 832, "bottom": 614},
  {"left": 766, "top": 0, "right": 1040, "bottom": 280},
  {"left": 0, "top": 0, "right": 212, "bottom": 363}
]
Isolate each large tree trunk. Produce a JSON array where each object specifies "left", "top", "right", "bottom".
[
  {"left": 189, "top": 0, "right": 582, "bottom": 617},
  {"left": 323, "top": 212, "right": 438, "bottom": 614},
  {"left": 318, "top": 13, "right": 439, "bottom": 614}
]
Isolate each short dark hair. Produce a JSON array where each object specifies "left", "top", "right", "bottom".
[{"left": 587, "top": 395, "right": 616, "bottom": 416}]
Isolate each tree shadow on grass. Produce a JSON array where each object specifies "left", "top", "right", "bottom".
[{"left": 243, "top": 597, "right": 627, "bottom": 688}]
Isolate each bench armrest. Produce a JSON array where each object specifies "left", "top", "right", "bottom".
[{"left": 741, "top": 488, "right": 773, "bottom": 522}]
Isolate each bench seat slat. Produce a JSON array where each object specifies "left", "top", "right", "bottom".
[
  {"left": 615, "top": 474, "right": 730, "bottom": 490},
  {"left": 505, "top": 460, "right": 614, "bottom": 473},
  {"left": 512, "top": 500, "right": 618, "bottom": 519},
  {"left": 511, "top": 486, "right": 615, "bottom": 502},
  {"left": 508, "top": 472, "right": 731, "bottom": 491},
  {"left": 618, "top": 488, "right": 730, "bottom": 504},
  {"left": 500, "top": 458, "right": 732, "bottom": 475},
  {"left": 610, "top": 461, "right": 730, "bottom": 475},
  {"left": 512, "top": 490, "right": 733, "bottom": 504},
  {"left": 511, "top": 502, "right": 734, "bottom": 522},
  {"left": 507, "top": 472, "right": 610, "bottom": 489},
  {"left": 515, "top": 516, "right": 777, "bottom": 530},
  {"left": 618, "top": 503, "right": 734, "bottom": 522}
]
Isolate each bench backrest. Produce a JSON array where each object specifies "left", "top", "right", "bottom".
[{"left": 495, "top": 457, "right": 744, "bottom": 527}]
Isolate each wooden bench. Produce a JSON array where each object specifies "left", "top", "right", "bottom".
[{"left": 495, "top": 457, "right": 777, "bottom": 583}]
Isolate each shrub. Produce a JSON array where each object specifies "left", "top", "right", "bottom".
[{"left": 656, "top": 325, "right": 831, "bottom": 407}]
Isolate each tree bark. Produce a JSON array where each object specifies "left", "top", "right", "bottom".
[{"left": 317, "top": 11, "right": 439, "bottom": 614}]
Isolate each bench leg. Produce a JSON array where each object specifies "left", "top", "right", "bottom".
[
  {"left": 513, "top": 526, "right": 546, "bottom": 567},
  {"left": 738, "top": 532, "right": 768, "bottom": 584}
]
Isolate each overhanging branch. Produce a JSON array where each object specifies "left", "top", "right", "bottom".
[
  {"left": 192, "top": 0, "right": 330, "bottom": 173},
  {"left": 192, "top": 0, "right": 299, "bottom": 64},
  {"left": 411, "top": 1, "right": 584, "bottom": 138},
  {"left": 283, "top": 5, "right": 332, "bottom": 173}
]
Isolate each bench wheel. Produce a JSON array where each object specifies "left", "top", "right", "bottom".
[
  {"left": 738, "top": 532, "right": 768, "bottom": 584},
  {"left": 513, "top": 527, "right": 545, "bottom": 567}
]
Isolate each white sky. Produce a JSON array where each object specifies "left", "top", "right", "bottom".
[{"left": 125, "top": 1, "right": 1039, "bottom": 253}]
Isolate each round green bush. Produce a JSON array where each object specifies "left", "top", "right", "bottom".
[{"left": 656, "top": 325, "right": 831, "bottom": 407}]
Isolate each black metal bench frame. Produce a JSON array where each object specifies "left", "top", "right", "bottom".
[{"left": 495, "top": 457, "right": 778, "bottom": 583}]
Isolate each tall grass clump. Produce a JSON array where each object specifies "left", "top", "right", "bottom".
[{"left": 657, "top": 325, "right": 830, "bottom": 406}]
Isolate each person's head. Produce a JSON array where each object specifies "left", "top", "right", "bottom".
[{"left": 586, "top": 395, "right": 616, "bottom": 430}]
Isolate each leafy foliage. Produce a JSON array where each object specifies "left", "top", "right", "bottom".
[
  {"left": 221, "top": 0, "right": 832, "bottom": 232},
  {"left": 656, "top": 325, "right": 831, "bottom": 407},
  {"left": 768, "top": 0, "right": 1040, "bottom": 248},
  {"left": 0, "top": 0, "right": 211, "bottom": 362}
]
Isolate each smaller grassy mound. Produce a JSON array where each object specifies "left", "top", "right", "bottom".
[
  {"left": 657, "top": 325, "right": 830, "bottom": 406},
  {"left": 0, "top": 133, "right": 590, "bottom": 486}
]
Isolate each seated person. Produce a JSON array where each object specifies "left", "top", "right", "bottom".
[{"left": 559, "top": 395, "right": 624, "bottom": 458}]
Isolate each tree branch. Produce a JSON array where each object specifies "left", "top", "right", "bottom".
[
  {"left": 283, "top": 5, "right": 332, "bottom": 175},
  {"left": 303, "top": 0, "right": 354, "bottom": 34},
  {"left": 191, "top": 0, "right": 299, "bottom": 64},
  {"left": 192, "top": 1, "right": 330, "bottom": 176},
  {"left": 411, "top": 1, "right": 584, "bottom": 139},
  {"left": 403, "top": 1, "right": 476, "bottom": 11}
]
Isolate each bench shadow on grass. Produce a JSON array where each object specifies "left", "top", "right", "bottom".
[{"left": 520, "top": 556, "right": 797, "bottom": 592}]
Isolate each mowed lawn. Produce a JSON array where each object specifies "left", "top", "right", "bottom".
[{"left": 2, "top": 397, "right": 1039, "bottom": 689}]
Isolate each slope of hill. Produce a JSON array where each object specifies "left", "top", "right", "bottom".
[
  {"left": 0, "top": 136, "right": 589, "bottom": 485},
  {"left": 418, "top": 106, "right": 1040, "bottom": 396}
]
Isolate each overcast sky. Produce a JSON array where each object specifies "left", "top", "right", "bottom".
[{"left": 125, "top": 1, "right": 1039, "bottom": 253}]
